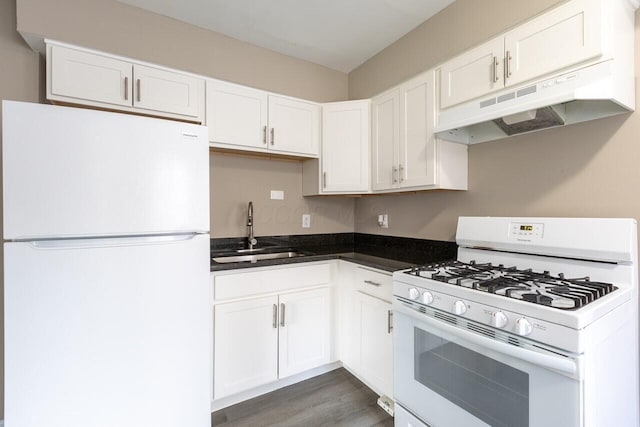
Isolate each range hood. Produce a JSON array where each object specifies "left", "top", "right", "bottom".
[{"left": 435, "top": 60, "right": 635, "bottom": 144}]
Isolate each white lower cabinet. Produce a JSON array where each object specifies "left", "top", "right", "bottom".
[
  {"left": 212, "top": 263, "right": 332, "bottom": 400},
  {"left": 212, "top": 261, "right": 395, "bottom": 405},
  {"left": 214, "top": 295, "right": 279, "bottom": 399},
  {"left": 278, "top": 288, "right": 331, "bottom": 378},
  {"left": 353, "top": 291, "right": 394, "bottom": 399},
  {"left": 340, "top": 262, "right": 394, "bottom": 399}
]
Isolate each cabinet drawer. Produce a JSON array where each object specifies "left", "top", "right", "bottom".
[
  {"left": 355, "top": 266, "right": 392, "bottom": 303},
  {"left": 213, "top": 263, "right": 331, "bottom": 301}
]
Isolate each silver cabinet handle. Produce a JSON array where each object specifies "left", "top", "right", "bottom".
[
  {"left": 124, "top": 76, "right": 129, "bottom": 100},
  {"left": 399, "top": 164, "right": 404, "bottom": 182},
  {"left": 263, "top": 126, "right": 267, "bottom": 144},
  {"left": 364, "top": 280, "right": 381, "bottom": 287},
  {"left": 506, "top": 51, "right": 513, "bottom": 79},
  {"left": 323, "top": 172, "right": 327, "bottom": 189},
  {"left": 136, "top": 79, "right": 141, "bottom": 102},
  {"left": 392, "top": 166, "right": 398, "bottom": 184},
  {"left": 280, "top": 303, "right": 285, "bottom": 327},
  {"left": 270, "top": 128, "right": 275, "bottom": 145},
  {"left": 493, "top": 56, "right": 499, "bottom": 83},
  {"left": 272, "top": 304, "right": 278, "bottom": 329},
  {"left": 388, "top": 310, "right": 393, "bottom": 334}
]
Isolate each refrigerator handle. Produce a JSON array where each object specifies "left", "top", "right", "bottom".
[{"left": 27, "top": 233, "right": 202, "bottom": 250}]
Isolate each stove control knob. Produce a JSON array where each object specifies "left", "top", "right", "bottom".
[
  {"left": 408, "top": 288, "right": 421, "bottom": 300},
  {"left": 453, "top": 300, "right": 467, "bottom": 315},
  {"left": 515, "top": 318, "right": 533, "bottom": 336},
  {"left": 422, "top": 291, "right": 434, "bottom": 305},
  {"left": 490, "top": 311, "right": 508, "bottom": 328}
]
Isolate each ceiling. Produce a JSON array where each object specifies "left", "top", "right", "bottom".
[{"left": 117, "top": 0, "right": 456, "bottom": 73}]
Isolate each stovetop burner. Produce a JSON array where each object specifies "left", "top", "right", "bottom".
[{"left": 406, "top": 260, "right": 616, "bottom": 309}]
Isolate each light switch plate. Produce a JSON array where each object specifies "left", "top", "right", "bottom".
[
  {"left": 270, "top": 190, "right": 284, "bottom": 200},
  {"left": 302, "top": 214, "right": 311, "bottom": 228}
]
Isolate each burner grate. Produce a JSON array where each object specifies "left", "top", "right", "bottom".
[{"left": 406, "top": 260, "right": 616, "bottom": 310}]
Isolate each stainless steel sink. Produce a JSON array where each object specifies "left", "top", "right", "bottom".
[{"left": 212, "top": 251, "right": 304, "bottom": 264}]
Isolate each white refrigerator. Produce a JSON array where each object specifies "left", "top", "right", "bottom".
[{"left": 2, "top": 101, "right": 211, "bottom": 427}]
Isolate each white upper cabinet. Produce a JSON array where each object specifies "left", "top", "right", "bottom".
[
  {"left": 398, "top": 72, "right": 437, "bottom": 188},
  {"left": 267, "top": 95, "right": 320, "bottom": 156},
  {"left": 48, "top": 45, "right": 132, "bottom": 108},
  {"left": 304, "top": 100, "right": 370, "bottom": 195},
  {"left": 206, "top": 81, "right": 268, "bottom": 149},
  {"left": 372, "top": 70, "right": 467, "bottom": 193},
  {"left": 132, "top": 64, "right": 205, "bottom": 120},
  {"left": 504, "top": 0, "right": 602, "bottom": 88},
  {"left": 439, "top": 0, "right": 604, "bottom": 109},
  {"left": 371, "top": 89, "right": 400, "bottom": 191},
  {"left": 47, "top": 42, "right": 205, "bottom": 123},
  {"left": 207, "top": 80, "right": 320, "bottom": 158},
  {"left": 440, "top": 38, "right": 505, "bottom": 110}
]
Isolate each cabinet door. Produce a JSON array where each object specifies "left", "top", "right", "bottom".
[
  {"left": 321, "top": 100, "right": 370, "bottom": 193},
  {"left": 206, "top": 80, "right": 268, "bottom": 149},
  {"left": 439, "top": 37, "right": 505, "bottom": 109},
  {"left": 133, "top": 64, "right": 205, "bottom": 121},
  {"left": 48, "top": 44, "right": 132, "bottom": 108},
  {"left": 267, "top": 96, "right": 320, "bottom": 156},
  {"left": 278, "top": 288, "right": 331, "bottom": 379},
  {"left": 354, "top": 291, "right": 393, "bottom": 398},
  {"left": 213, "top": 296, "right": 278, "bottom": 399},
  {"left": 399, "top": 71, "right": 436, "bottom": 188},
  {"left": 504, "top": 0, "right": 602, "bottom": 88},
  {"left": 371, "top": 89, "right": 399, "bottom": 191}
]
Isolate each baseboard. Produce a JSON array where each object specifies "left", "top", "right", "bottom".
[{"left": 211, "top": 361, "right": 342, "bottom": 412}]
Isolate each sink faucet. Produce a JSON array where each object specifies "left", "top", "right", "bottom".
[{"left": 247, "top": 201, "right": 257, "bottom": 250}]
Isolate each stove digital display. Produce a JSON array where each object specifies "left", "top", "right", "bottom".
[{"left": 510, "top": 222, "right": 543, "bottom": 240}]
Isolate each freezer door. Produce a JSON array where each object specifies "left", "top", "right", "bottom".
[
  {"left": 4, "top": 233, "right": 211, "bottom": 427},
  {"left": 2, "top": 101, "right": 209, "bottom": 239}
]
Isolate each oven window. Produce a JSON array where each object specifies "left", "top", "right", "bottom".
[{"left": 414, "top": 327, "right": 529, "bottom": 427}]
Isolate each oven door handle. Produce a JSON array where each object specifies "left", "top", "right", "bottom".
[{"left": 395, "top": 303, "right": 580, "bottom": 376}]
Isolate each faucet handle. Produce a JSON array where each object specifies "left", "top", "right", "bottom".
[{"left": 249, "top": 238, "right": 257, "bottom": 246}]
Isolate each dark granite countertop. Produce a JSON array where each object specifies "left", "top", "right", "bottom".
[{"left": 210, "top": 233, "right": 456, "bottom": 273}]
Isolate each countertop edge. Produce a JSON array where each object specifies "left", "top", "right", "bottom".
[{"left": 210, "top": 252, "right": 416, "bottom": 273}]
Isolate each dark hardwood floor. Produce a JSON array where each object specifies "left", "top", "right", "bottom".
[{"left": 211, "top": 368, "right": 394, "bottom": 427}]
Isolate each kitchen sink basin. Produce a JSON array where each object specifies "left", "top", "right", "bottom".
[{"left": 212, "top": 251, "right": 304, "bottom": 264}]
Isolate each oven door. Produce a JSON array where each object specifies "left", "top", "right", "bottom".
[{"left": 393, "top": 302, "right": 583, "bottom": 427}]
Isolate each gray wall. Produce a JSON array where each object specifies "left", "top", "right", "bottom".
[{"left": 349, "top": 0, "right": 640, "bottom": 242}]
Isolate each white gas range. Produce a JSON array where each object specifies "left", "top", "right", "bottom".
[{"left": 392, "top": 217, "right": 639, "bottom": 427}]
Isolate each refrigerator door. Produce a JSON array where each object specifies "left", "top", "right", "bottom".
[
  {"left": 2, "top": 101, "right": 209, "bottom": 240},
  {"left": 4, "top": 233, "right": 211, "bottom": 427}
]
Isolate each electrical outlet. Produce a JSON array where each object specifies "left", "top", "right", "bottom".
[
  {"left": 378, "top": 214, "right": 388, "bottom": 228},
  {"left": 302, "top": 214, "right": 311, "bottom": 228},
  {"left": 270, "top": 190, "right": 284, "bottom": 200}
]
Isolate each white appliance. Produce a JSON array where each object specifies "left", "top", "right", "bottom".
[
  {"left": 2, "top": 101, "right": 211, "bottom": 427},
  {"left": 393, "top": 217, "right": 638, "bottom": 427},
  {"left": 435, "top": 61, "right": 635, "bottom": 144}
]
